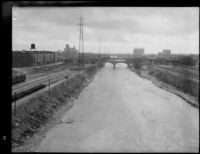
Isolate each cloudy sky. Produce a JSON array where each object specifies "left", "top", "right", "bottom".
[{"left": 12, "top": 7, "right": 199, "bottom": 54}]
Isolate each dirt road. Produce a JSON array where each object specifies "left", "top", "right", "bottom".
[{"left": 37, "top": 63, "right": 199, "bottom": 152}]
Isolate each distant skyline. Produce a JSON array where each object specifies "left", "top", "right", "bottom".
[{"left": 12, "top": 7, "right": 199, "bottom": 54}]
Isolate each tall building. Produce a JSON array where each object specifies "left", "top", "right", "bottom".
[
  {"left": 133, "top": 48, "right": 144, "bottom": 58},
  {"left": 163, "top": 49, "right": 171, "bottom": 57},
  {"left": 157, "top": 49, "right": 171, "bottom": 59},
  {"left": 63, "top": 44, "right": 78, "bottom": 59}
]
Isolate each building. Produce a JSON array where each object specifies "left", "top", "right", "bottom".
[
  {"left": 32, "top": 51, "right": 55, "bottom": 65},
  {"left": 157, "top": 49, "right": 171, "bottom": 59},
  {"left": 62, "top": 44, "right": 78, "bottom": 59},
  {"left": 12, "top": 51, "right": 64, "bottom": 67},
  {"left": 157, "top": 52, "right": 163, "bottom": 58},
  {"left": 163, "top": 49, "right": 171, "bottom": 57},
  {"left": 55, "top": 52, "right": 64, "bottom": 62},
  {"left": 144, "top": 53, "right": 157, "bottom": 59},
  {"left": 12, "top": 51, "right": 34, "bottom": 67},
  {"left": 133, "top": 48, "right": 144, "bottom": 58}
]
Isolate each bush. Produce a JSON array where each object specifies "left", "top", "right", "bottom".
[
  {"left": 86, "top": 65, "right": 97, "bottom": 75},
  {"left": 148, "top": 66, "right": 199, "bottom": 99},
  {"left": 12, "top": 74, "right": 88, "bottom": 148},
  {"left": 132, "top": 58, "right": 143, "bottom": 70},
  {"left": 178, "top": 56, "right": 196, "bottom": 66},
  {"left": 64, "top": 58, "right": 73, "bottom": 64}
]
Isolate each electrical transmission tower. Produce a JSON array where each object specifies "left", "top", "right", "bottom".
[
  {"left": 78, "top": 16, "right": 84, "bottom": 71},
  {"left": 98, "top": 39, "right": 101, "bottom": 58}
]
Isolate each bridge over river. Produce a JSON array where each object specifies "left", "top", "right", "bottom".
[
  {"left": 89, "top": 56, "right": 180, "bottom": 68},
  {"left": 37, "top": 63, "right": 199, "bottom": 152},
  {"left": 106, "top": 58, "right": 132, "bottom": 68}
]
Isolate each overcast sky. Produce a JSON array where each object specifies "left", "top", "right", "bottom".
[{"left": 12, "top": 7, "right": 199, "bottom": 54}]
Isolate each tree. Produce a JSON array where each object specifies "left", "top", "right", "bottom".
[
  {"left": 133, "top": 58, "right": 143, "bottom": 70},
  {"left": 178, "top": 56, "right": 196, "bottom": 66}
]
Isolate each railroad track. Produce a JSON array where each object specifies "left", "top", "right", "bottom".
[
  {"left": 157, "top": 66, "right": 199, "bottom": 82},
  {"left": 12, "top": 63, "right": 92, "bottom": 96},
  {"left": 158, "top": 65, "right": 199, "bottom": 80},
  {"left": 12, "top": 64, "right": 75, "bottom": 90},
  {"left": 12, "top": 69, "right": 74, "bottom": 95}
]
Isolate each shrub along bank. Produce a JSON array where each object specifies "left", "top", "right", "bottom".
[
  {"left": 147, "top": 66, "right": 199, "bottom": 100},
  {"left": 131, "top": 64, "right": 199, "bottom": 104}
]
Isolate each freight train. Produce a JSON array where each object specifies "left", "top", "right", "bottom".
[
  {"left": 12, "top": 73, "right": 26, "bottom": 85},
  {"left": 12, "top": 84, "right": 46, "bottom": 102}
]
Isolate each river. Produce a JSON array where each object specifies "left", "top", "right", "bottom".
[{"left": 37, "top": 63, "right": 199, "bottom": 152}]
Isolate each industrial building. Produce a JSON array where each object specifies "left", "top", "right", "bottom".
[
  {"left": 12, "top": 51, "right": 34, "bottom": 67},
  {"left": 62, "top": 44, "right": 78, "bottom": 59},
  {"left": 157, "top": 49, "right": 171, "bottom": 59},
  {"left": 133, "top": 48, "right": 145, "bottom": 58},
  {"left": 12, "top": 51, "right": 64, "bottom": 67}
]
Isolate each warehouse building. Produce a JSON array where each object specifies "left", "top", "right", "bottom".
[
  {"left": 33, "top": 51, "right": 55, "bottom": 65},
  {"left": 12, "top": 51, "right": 64, "bottom": 67},
  {"left": 157, "top": 49, "right": 171, "bottom": 59},
  {"left": 62, "top": 44, "right": 78, "bottom": 59},
  {"left": 133, "top": 48, "right": 145, "bottom": 58},
  {"left": 12, "top": 51, "right": 34, "bottom": 67}
]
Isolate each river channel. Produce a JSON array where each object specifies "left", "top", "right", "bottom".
[{"left": 37, "top": 63, "right": 199, "bottom": 152}]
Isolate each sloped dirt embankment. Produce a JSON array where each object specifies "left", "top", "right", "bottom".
[{"left": 12, "top": 65, "right": 100, "bottom": 150}]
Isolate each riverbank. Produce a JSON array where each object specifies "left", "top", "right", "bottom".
[
  {"left": 12, "top": 64, "right": 101, "bottom": 152},
  {"left": 129, "top": 67, "right": 199, "bottom": 108}
]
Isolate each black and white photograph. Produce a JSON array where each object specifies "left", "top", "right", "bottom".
[{"left": 3, "top": 1, "right": 199, "bottom": 152}]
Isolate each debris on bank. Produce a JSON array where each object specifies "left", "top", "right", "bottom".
[{"left": 12, "top": 64, "right": 100, "bottom": 149}]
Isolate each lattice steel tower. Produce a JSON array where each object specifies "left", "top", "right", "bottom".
[{"left": 78, "top": 16, "right": 84, "bottom": 70}]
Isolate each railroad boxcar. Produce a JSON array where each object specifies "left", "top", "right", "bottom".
[
  {"left": 12, "top": 74, "right": 26, "bottom": 85},
  {"left": 12, "top": 84, "right": 46, "bottom": 102}
]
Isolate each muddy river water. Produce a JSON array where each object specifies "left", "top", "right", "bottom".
[{"left": 37, "top": 63, "right": 199, "bottom": 152}]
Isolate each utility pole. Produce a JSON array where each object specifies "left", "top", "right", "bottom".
[
  {"left": 78, "top": 17, "right": 81, "bottom": 69},
  {"left": 14, "top": 92, "right": 17, "bottom": 116},
  {"left": 78, "top": 16, "right": 84, "bottom": 71}
]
